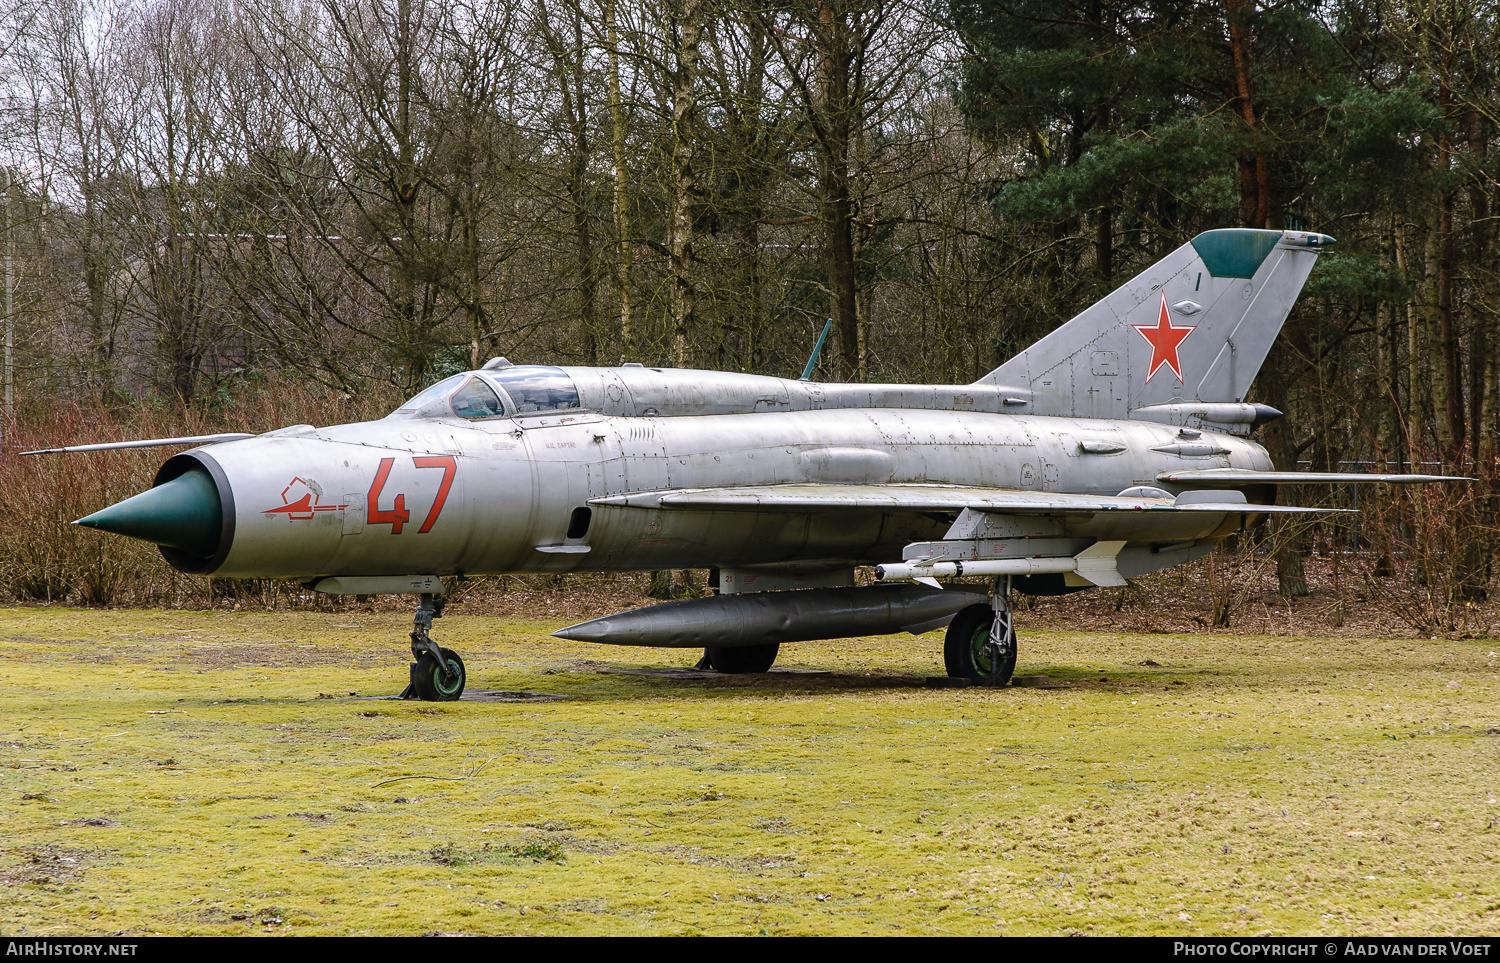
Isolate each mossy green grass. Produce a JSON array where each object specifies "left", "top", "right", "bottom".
[{"left": 1, "top": 608, "right": 1496, "bottom": 935}]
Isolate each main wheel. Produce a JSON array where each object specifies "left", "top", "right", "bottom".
[
  {"left": 412, "top": 647, "right": 466, "bottom": 701},
  {"left": 944, "top": 603, "right": 1016, "bottom": 687},
  {"left": 704, "top": 643, "right": 779, "bottom": 674}
]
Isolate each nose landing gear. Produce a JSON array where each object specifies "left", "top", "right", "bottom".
[{"left": 401, "top": 592, "right": 466, "bottom": 701}]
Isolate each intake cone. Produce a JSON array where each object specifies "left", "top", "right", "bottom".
[{"left": 74, "top": 467, "right": 223, "bottom": 558}]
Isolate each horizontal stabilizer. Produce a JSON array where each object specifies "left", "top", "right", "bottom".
[
  {"left": 593, "top": 484, "right": 1348, "bottom": 515},
  {"left": 1158, "top": 469, "right": 1471, "bottom": 485}
]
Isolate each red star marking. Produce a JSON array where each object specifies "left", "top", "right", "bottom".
[{"left": 1133, "top": 292, "right": 1194, "bottom": 384}]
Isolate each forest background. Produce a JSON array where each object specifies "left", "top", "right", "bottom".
[{"left": 0, "top": 0, "right": 1494, "bottom": 629}]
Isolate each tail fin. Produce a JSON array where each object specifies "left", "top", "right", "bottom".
[{"left": 976, "top": 229, "right": 1332, "bottom": 432}]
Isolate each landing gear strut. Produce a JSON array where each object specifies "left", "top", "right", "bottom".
[
  {"left": 401, "top": 592, "right": 466, "bottom": 701},
  {"left": 944, "top": 576, "right": 1017, "bottom": 687}
]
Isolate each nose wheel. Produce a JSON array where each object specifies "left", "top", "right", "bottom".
[{"left": 400, "top": 592, "right": 466, "bottom": 701}]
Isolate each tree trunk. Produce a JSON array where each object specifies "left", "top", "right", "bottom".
[
  {"left": 1434, "top": 83, "right": 1464, "bottom": 466},
  {"left": 606, "top": 0, "right": 633, "bottom": 359},
  {"left": 1467, "top": 107, "right": 1492, "bottom": 473},
  {"left": 825, "top": 167, "right": 857, "bottom": 381},
  {"left": 568, "top": 8, "right": 597, "bottom": 363},
  {"left": 1261, "top": 342, "right": 1308, "bottom": 597},
  {"left": 1226, "top": 0, "right": 1269, "bottom": 229},
  {"left": 816, "top": 2, "right": 858, "bottom": 381},
  {"left": 669, "top": 0, "right": 704, "bottom": 369}
]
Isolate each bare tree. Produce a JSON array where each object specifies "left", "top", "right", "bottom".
[
  {"left": 760, "top": 0, "right": 940, "bottom": 381},
  {"left": 10, "top": 0, "right": 134, "bottom": 401},
  {"left": 114, "top": 0, "right": 240, "bottom": 403},
  {"left": 667, "top": 0, "right": 704, "bottom": 367},
  {"left": 231, "top": 0, "right": 540, "bottom": 390}
]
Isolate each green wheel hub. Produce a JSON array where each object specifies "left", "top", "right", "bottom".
[
  {"left": 944, "top": 602, "right": 1016, "bottom": 687},
  {"left": 413, "top": 647, "right": 466, "bottom": 701}
]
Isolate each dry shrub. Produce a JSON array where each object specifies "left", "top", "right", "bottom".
[
  {"left": 1, "top": 424, "right": 166, "bottom": 605},
  {"left": 0, "top": 377, "right": 401, "bottom": 607},
  {"left": 1359, "top": 481, "right": 1497, "bottom": 636}
]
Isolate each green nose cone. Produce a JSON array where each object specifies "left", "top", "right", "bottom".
[{"left": 74, "top": 468, "right": 223, "bottom": 558}]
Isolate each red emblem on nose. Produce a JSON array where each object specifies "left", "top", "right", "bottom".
[
  {"left": 263, "top": 478, "right": 346, "bottom": 521},
  {"left": 1133, "top": 292, "right": 1194, "bottom": 384}
]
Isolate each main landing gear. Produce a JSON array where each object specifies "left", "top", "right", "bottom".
[
  {"left": 945, "top": 576, "right": 1017, "bottom": 687},
  {"left": 401, "top": 592, "right": 466, "bottom": 701},
  {"left": 696, "top": 643, "right": 781, "bottom": 674}
]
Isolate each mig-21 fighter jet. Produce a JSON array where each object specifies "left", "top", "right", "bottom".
[{"left": 43, "top": 228, "right": 1459, "bottom": 699}]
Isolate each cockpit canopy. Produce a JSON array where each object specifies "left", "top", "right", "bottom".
[
  {"left": 449, "top": 378, "right": 505, "bottom": 419},
  {"left": 393, "top": 366, "right": 582, "bottom": 421},
  {"left": 489, "top": 367, "right": 581, "bottom": 414}
]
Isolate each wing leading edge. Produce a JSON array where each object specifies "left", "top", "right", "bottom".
[
  {"left": 1158, "top": 469, "right": 1470, "bottom": 485},
  {"left": 589, "top": 483, "right": 1347, "bottom": 515}
]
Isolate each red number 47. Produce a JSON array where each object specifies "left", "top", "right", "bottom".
[{"left": 367, "top": 455, "right": 457, "bottom": 534}]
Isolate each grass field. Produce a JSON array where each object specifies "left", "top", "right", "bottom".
[{"left": 1, "top": 606, "right": 1497, "bottom": 936}]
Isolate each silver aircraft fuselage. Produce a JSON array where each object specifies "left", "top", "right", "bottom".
[{"left": 172, "top": 370, "right": 1272, "bottom": 582}]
